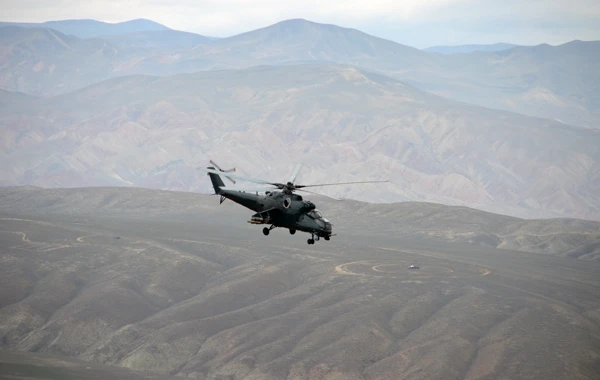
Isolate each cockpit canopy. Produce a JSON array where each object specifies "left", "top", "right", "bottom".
[
  {"left": 306, "top": 208, "right": 332, "bottom": 231},
  {"left": 307, "top": 209, "right": 324, "bottom": 220}
]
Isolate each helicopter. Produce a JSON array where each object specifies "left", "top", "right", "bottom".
[{"left": 202, "top": 161, "right": 387, "bottom": 244}]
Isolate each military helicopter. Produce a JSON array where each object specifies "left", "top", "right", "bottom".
[{"left": 202, "top": 162, "right": 387, "bottom": 244}]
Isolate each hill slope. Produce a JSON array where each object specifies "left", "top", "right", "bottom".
[
  {"left": 1, "top": 186, "right": 599, "bottom": 380},
  {"left": 1, "top": 64, "right": 599, "bottom": 220},
  {"left": 1, "top": 186, "right": 599, "bottom": 258}
]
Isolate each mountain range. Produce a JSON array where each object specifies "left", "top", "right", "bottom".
[
  {"left": 1, "top": 18, "right": 598, "bottom": 128},
  {"left": 0, "top": 18, "right": 172, "bottom": 38},
  {"left": 1, "top": 64, "right": 599, "bottom": 220},
  {"left": 0, "top": 17, "right": 599, "bottom": 220},
  {"left": 1, "top": 17, "right": 600, "bottom": 379}
]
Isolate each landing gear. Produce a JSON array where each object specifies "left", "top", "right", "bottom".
[
  {"left": 263, "top": 225, "right": 276, "bottom": 236},
  {"left": 324, "top": 236, "right": 330, "bottom": 241},
  {"left": 289, "top": 229, "right": 296, "bottom": 235},
  {"left": 307, "top": 233, "right": 319, "bottom": 245}
]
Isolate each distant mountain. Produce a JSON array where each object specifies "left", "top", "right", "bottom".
[
  {"left": 424, "top": 43, "right": 518, "bottom": 54},
  {"left": 0, "top": 18, "right": 597, "bottom": 128},
  {"left": 186, "top": 18, "right": 433, "bottom": 70},
  {"left": 1, "top": 64, "right": 598, "bottom": 220},
  {"left": 0, "top": 26, "right": 138, "bottom": 96},
  {"left": 0, "top": 26, "right": 212, "bottom": 96},
  {"left": 103, "top": 30, "right": 213, "bottom": 50},
  {"left": 428, "top": 40, "right": 600, "bottom": 129},
  {"left": 180, "top": 20, "right": 600, "bottom": 127},
  {"left": 0, "top": 18, "right": 170, "bottom": 38},
  {"left": 0, "top": 88, "right": 37, "bottom": 108}
]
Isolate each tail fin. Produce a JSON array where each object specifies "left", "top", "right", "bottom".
[{"left": 207, "top": 166, "right": 225, "bottom": 194}]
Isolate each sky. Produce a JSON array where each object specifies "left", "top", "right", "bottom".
[{"left": 3, "top": 0, "right": 600, "bottom": 48}]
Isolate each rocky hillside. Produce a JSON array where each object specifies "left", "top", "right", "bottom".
[{"left": 1, "top": 65, "right": 599, "bottom": 220}]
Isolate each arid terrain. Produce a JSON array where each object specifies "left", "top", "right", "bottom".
[
  {"left": 2, "top": 19, "right": 600, "bottom": 222},
  {"left": 1, "top": 186, "right": 599, "bottom": 379},
  {"left": 0, "top": 350, "right": 181, "bottom": 380}
]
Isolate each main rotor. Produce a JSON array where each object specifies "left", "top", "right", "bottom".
[{"left": 203, "top": 162, "right": 388, "bottom": 200}]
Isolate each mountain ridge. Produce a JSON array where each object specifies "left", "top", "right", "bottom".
[
  {"left": 1, "top": 64, "right": 598, "bottom": 221},
  {"left": 424, "top": 42, "right": 519, "bottom": 54},
  {"left": 1, "top": 18, "right": 597, "bottom": 128},
  {"left": 0, "top": 18, "right": 171, "bottom": 38}
]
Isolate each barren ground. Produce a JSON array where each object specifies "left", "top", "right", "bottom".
[{"left": 1, "top": 189, "right": 600, "bottom": 379}]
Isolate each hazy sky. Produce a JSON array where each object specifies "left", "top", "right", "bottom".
[{"left": 4, "top": 0, "right": 600, "bottom": 48}]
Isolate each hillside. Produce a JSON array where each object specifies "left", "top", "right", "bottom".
[
  {"left": 1, "top": 186, "right": 599, "bottom": 258},
  {"left": 0, "top": 351, "right": 181, "bottom": 380},
  {"left": 1, "top": 186, "right": 599, "bottom": 379},
  {"left": 1, "top": 64, "right": 598, "bottom": 220}
]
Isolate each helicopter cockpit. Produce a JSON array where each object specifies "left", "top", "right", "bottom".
[
  {"left": 306, "top": 209, "right": 332, "bottom": 231},
  {"left": 306, "top": 209, "right": 323, "bottom": 219}
]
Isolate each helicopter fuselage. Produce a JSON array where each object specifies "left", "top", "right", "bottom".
[
  {"left": 220, "top": 188, "right": 333, "bottom": 239},
  {"left": 204, "top": 162, "right": 386, "bottom": 244}
]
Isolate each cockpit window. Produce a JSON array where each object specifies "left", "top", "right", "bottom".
[{"left": 307, "top": 210, "right": 324, "bottom": 219}]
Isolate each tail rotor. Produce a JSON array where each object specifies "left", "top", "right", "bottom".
[{"left": 209, "top": 159, "right": 236, "bottom": 185}]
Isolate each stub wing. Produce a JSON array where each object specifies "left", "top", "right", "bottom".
[{"left": 249, "top": 206, "right": 280, "bottom": 225}]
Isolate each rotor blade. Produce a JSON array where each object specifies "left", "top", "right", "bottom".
[
  {"left": 209, "top": 160, "right": 236, "bottom": 184},
  {"left": 209, "top": 160, "right": 222, "bottom": 170},
  {"left": 297, "top": 188, "right": 341, "bottom": 201},
  {"left": 296, "top": 180, "right": 389, "bottom": 188},
  {"left": 288, "top": 163, "right": 303, "bottom": 184},
  {"left": 200, "top": 168, "right": 283, "bottom": 187},
  {"left": 221, "top": 186, "right": 277, "bottom": 193}
]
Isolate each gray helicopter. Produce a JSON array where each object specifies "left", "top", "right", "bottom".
[{"left": 203, "top": 161, "right": 387, "bottom": 244}]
